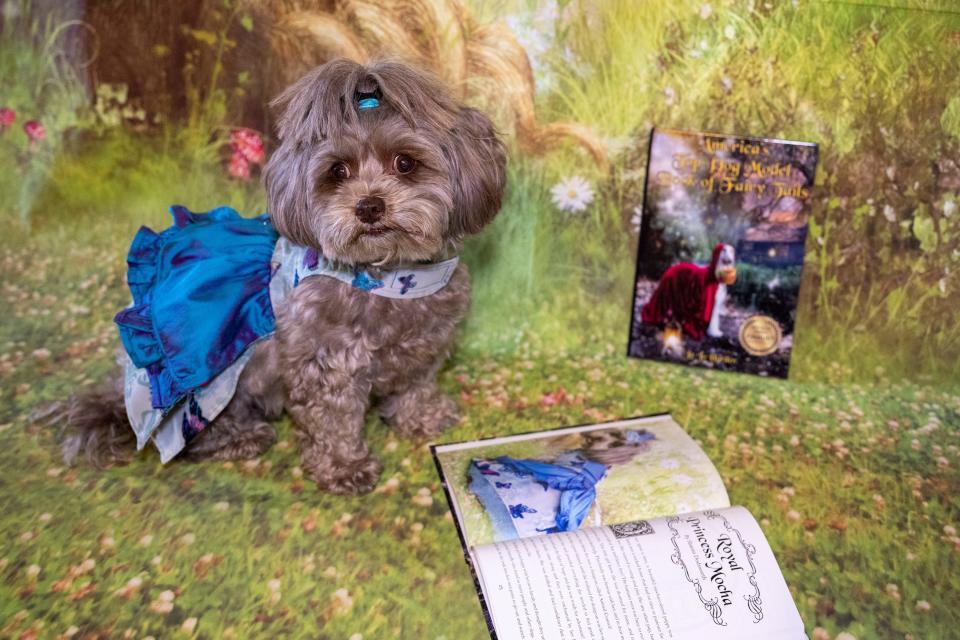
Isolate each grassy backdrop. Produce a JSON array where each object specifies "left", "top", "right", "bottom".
[{"left": 1, "top": 0, "right": 959, "bottom": 639}]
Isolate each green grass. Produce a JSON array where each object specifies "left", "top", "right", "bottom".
[{"left": 1, "top": 254, "right": 958, "bottom": 638}]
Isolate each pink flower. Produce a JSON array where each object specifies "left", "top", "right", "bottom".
[
  {"left": 24, "top": 120, "right": 45, "bottom": 142},
  {"left": 0, "top": 107, "right": 15, "bottom": 130},
  {"left": 230, "top": 128, "right": 264, "bottom": 165},
  {"left": 227, "top": 152, "right": 251, "bottom": 181}
]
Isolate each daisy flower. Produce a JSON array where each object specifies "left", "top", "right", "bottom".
[{"left": 550, "top": 176, "right": 594, "bottom": 213}]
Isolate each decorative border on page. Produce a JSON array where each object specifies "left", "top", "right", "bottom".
[
  {"left": 711, "top": 510, "right": 764, "bottom": 623},
  {"left": 667, "top": 510, "right": 764, "bottom": 626}
]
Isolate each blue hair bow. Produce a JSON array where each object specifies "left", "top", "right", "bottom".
[{"left": 357, "top": 97, "right": 380, "bottom": 110}]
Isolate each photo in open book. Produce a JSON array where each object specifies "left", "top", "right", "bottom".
[{"left": 434, "top": 416, "right": 730, "bottom": 548}]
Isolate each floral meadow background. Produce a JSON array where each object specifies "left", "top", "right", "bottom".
[{"left": 1, "top": 0, "right": 959, "bottom": 639}]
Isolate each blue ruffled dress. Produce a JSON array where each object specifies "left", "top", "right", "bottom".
[
  {"left": 467, "top": 431, "right": 657, "bottom": 541},
  {"left": 468, "top": 452, "right": 609, "bottom": 541},
  {"left": 115, "top": 205, "right": 278, "bottom": 413},
  {"left": 115, "top": 205, "right": 460, "bottom": 462}
]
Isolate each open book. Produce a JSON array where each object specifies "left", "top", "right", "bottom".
[{"left": 431, "top": 414, "right": 807, "bottom": 640}]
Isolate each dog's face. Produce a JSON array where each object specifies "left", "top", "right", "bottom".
[
  {"left": 715, "top": 244, "right": 737, "bottom": 285},
  {"left": 264, "top": 60, "right": 507, "bottom": 266}
]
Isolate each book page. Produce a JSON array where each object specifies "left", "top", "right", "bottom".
[
  {"left": 433, "top": 415, "right": 729, "bottom": 548},
  {"left": 472, "top": 506, "right": 806, "bottom": 640}
]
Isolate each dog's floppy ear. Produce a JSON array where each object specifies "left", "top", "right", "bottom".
[
  {"left": 263, "top": 141, "right": 314, "bottom": 246},
  {"left": 265, "top": 60, "right": 361, "bottom": 246},
  {"left": 444, "top": 107, "right": 507, "bottom": 238}
]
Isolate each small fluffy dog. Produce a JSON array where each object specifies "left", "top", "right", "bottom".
[
  {"left": 61, "top": 59, "right": 506, "bottom": 494},
  {"left": 640, "top": 243, "right": 737, "bottom": 340}
]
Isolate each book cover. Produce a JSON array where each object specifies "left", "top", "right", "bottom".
[{"left": 628, "top": 129, "right": 818, "bottom": 378}]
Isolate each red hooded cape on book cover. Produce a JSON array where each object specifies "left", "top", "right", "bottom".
[{"left": 628, "top": 128, "right": 818, "bottom": 378}]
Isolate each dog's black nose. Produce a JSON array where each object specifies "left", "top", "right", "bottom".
[{"left": 356, "top": 196, "right": 385, "bottom": 223}]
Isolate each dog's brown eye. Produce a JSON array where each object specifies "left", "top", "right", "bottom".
[
  {"left": 393, "top": 154, "right": 416, "bottom": 175},
  {"left": 330, "top": 162, "right": 351, "bottom": 181}
]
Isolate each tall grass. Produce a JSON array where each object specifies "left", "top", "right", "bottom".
[
  {"left": 463, "top": 0, "right": 960, "bottom": 385},
  {"left": 0, "top": 0, "right": 90, "bottom": 224}
]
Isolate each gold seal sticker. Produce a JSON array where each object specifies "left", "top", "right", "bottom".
[{"left": 739, "top": 315, "right": 782, "bottom": 356}]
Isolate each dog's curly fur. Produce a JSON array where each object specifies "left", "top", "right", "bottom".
[{"left": 59, "top": 59, "right": 506, "bottom": 494}]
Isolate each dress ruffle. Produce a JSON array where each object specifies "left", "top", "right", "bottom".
[{"left": 114, "top": 205, "right": 278, "bottom": 412}]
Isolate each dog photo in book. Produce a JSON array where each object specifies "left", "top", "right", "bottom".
[
  {"left": 434, "top": 417, "right": 730, "bottom": 548},
  {"left": 629, "top": 129, "right": 818, "bottom": 378}
]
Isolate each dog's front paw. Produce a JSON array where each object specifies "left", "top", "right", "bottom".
[
  {"left": 304, "top": 451, "right": 383, "bottom": 495},
  {"left": 385, "top": 390, "right": 460, "bottom": 441}
]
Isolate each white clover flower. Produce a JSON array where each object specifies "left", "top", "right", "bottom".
[
  {"left": 550, "top": 176, "right": 595, "bottom": 213},
  {"left": 883, "top": 205, "right": 896, "bottom": 222},
  {"left": 663, "top": 86, "right": 676, "bottom": 105},
  {"left": 944, "top": 199, "right": 956, "bottom": 218},
  {"left": 724, "top": 25, "right": 736, "bottom": 40}
]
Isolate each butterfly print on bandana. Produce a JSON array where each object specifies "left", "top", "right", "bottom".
[
  {"left": 398, "top": 274, "right": 417, "bottom": 294},
  {"left": 509, "top": 503, "right": 538, "bottom": 519},
  {"left": 351, "top": 270, "right": 385, "bottom": 291}
]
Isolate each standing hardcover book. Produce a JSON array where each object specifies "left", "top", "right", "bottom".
[
  {"left": 628, "top": 129, "right": 818, "bottom": 378},
  {"left": 432, "top": 415, "right": 807, "bottom": 640}
]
